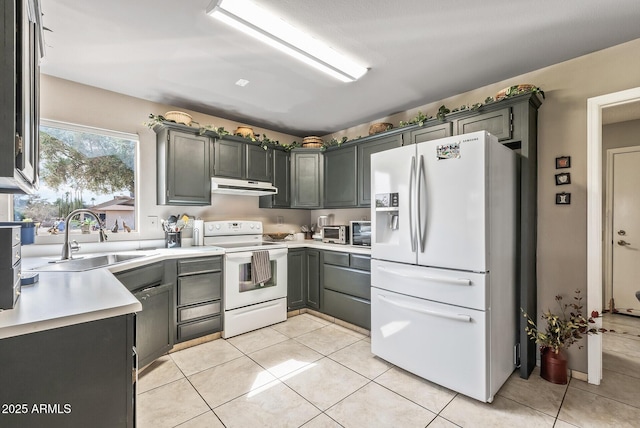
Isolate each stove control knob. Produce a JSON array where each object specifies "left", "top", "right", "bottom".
[
  {"left": 249, "top": 224, "right": 254, "bottom": 229},
  {"left": 207, "top": 224, "right": 214, "bottom": 232},
  {"left": 215, "top": 224, "right": 221, "bottom": 230},
  {"left": 256, "top": 224, "right": 261, "bottom": 230}
]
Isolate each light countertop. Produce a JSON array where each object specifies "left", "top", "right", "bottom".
[
  {"left": 0, "top": 247, "right": 224, "bottom": 340},
  {"left": 1, "top": 241, "right": 367, "bottom": 340}
]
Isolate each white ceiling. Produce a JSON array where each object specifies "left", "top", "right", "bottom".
[{"left": 41, "top": 0, "right": 640, "bottom": 136}]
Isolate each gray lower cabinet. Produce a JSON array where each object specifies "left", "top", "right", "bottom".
[
  {"left": 324, "top": 146, "right": 358, "bottom": 208},
  {"left": 357, "top": 134, "right": 403, "bottom": 207},
  {"left": 286, "top": 248, "right": 321, "bottom": 310},
  {"left": 259, "top": 148, "right": 290, "bottom": 208},
  {"left": 0, "top": 314, "right": 135, "bottom": 427},
  {"left": 322, "top": 251, "right": 371, "bottom": 329},
  {"left": 115, "top": 261, "right": 174, "bottom": 368},
  {"left": 176, "top": 256, "right": 223, "bottom": 342},
  {"left": 291, "top": 149, "right": 323, "bottom": 209},
  {"left": 306, "top": 249, "right": 321, "bottom": 310},
  {"left": 155, "top": 124, "right": 212, "bottom": 206},
  {"left": 287, "top": 249, "right": 306, "bottom": 310}
]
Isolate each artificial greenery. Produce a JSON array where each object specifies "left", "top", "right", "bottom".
[{"left": 399, "top": 111, "right": 432, "bottom": 127}]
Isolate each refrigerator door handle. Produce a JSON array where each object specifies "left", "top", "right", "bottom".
[
  {"left": 409, "top": 155, "right": 416, "bottom": 252},
  {"left": 377, "top": 266, "right": 472, "bottom": 285},
  {"left": 417, "top": 154, "right": 427, "bottom": 252},
  {"left": 377, "top": 294, "right": 472, "bottom": 322}
]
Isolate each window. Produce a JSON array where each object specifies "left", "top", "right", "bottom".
[{"left": 13, "top": 120, "right": 138, "bottom": 236}]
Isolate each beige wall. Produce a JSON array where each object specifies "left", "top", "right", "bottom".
[
  {"left": 323, "top": 38, "right": 640, "bottom": 372},
  {"left": 34, "top": 75, "right": 311, "bottom": 241}
]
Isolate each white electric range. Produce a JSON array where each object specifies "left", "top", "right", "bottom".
[{"left": 203, "top": 221, "right": 287, "bottom": 338}]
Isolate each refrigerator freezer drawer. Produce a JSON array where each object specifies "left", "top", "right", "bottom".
[
  {"left": 371, "top": 259, "right": 488, "bottom": 311},
  {"left": 371, "top": 287, "right": 491, "bottom": 402}
]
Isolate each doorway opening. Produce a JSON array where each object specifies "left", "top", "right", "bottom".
[{"left": 587, "top": 86, "right": 640, "bottom": 385}]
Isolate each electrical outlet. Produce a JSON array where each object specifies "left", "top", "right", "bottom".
[
  {"left": 146, "top": 216, "right": 159, "bottom": 230},
  {"left": 276, "top": 216, "right": 284, "bottom": 225}
]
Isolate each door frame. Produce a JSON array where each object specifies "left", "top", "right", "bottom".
[
  {"left": 587, "top": 86, "right": 640, "bottom": 385},
  {"left": 604, "top": 145, "right": 640, "bottom": 312}
]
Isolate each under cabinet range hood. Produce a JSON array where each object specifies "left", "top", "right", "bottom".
[{"left": 211, "top": 177, "right": 277, "bottom": 196}]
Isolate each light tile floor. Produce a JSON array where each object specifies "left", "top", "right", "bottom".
[{"left": 137, "top": 313, "right": 640, "bottom": 427}]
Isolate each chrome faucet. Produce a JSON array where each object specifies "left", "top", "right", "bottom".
[{"left": 61, "top": 209, "right": 108, "bottom": 260}]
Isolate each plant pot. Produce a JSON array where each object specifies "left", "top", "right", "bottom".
[{"left": 540, "top": 347, "right": 568, "bottom": 384}]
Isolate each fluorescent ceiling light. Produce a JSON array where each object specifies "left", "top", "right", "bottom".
[{"left": 206, "top": 0, "right": 368, "bottom": 82}]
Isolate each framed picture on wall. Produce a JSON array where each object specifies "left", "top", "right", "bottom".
[
  {"left": 556, "top": 156, "right": 571, "bottom": 169},
  {"left": 556, "top": 192, "right": 571, "bottom": 205},
  {"left": 555, "top": 172, "right": 571, "bottom": 185}
]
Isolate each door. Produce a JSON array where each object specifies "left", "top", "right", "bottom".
[
  {"left": 291, "top": 150, "right": 323, "bottom": 208},
  {"left": 287, "top": 249, "right": 305, "bottom": 310},
  {"left": 306, "top": 249, "right": 321, "bottom": 309},
  {"left": 456, "top": 107, "right": 512, "bottom": 141},
  {"left": 134, "top": 282, "right": 172, "bottom": 368},
  {"left": 224, "top": 248, "right": 288, "bottom": 310},
  {"left": 371, "top": 143, "right": 417, "bottom": 264},
  {"left": 246, "top": 144, "right": 271, "bottom": 181},
  {"left": 167, "top": 131, "right": 211, "bottom": 205},
  {"left": 416, "top": 132, "right": 489, "bottom": 271},
  {"left": 324, "top": 146, "right": 358, "bottom": 207},
  {"left": 610, "top": 148, "right": 640, "bottom": 313},
  {"left": 407, "top": 122, "right": 452, "bottom": 145},
  {"left": 370, "top": 287, "right": 489, "bottom": 402},
  {"left": 272, "top": 149, "right": 290, "bottom": 207},
  {"left": 214, "top": 140, "right": 245, "bottom": 179},
  {"left": 357, "top": 134, "right": 403, "bottom": 206}
]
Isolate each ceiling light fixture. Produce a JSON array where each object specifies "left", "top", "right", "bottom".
[
  {"left": 206, "top": 0, "right": 368, "bottom": 83},
  {"left": 235, "top": 78, "right": 250, "bottom": 87}
]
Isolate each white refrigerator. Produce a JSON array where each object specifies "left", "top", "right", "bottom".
[{"left": 370, "top": 130, "right": 517, "bottom": 403}]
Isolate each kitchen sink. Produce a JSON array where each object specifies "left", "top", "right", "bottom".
[{"left": 31, "top": 253, "right": 147, "bottom": 272}]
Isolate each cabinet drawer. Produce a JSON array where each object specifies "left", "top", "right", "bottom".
[
  {"left": 0, "top": 265, "right": 21, "bottom": 309},
  {"left": 350, "top": 254, "right": 371, "bottom": 271},
  {"left": 0, "top": 243, "right": 21, "bottom": 268},
  {"left": 178, "top": 256, "right": 222, "bottom": 275},
  {"left": 177, "top": 316, "right": 221, "bottom": 342},
  {"left": 323, "top": 289, "right": 370, "bottom": 330},
  {"left": 178, "top": 301, "right": 221, "bottom": 323},
  {"left": 323, "top": 251, "right": 350, "bottom": 267},
  {"left": 178, "top": 272, "right": 222, "bottom": 305},
  {"left": 116, "top": 262, "right": 164, "bottom": 292},
  {"left": 323, "top": 265, "right": 370, "bottom": 300}
]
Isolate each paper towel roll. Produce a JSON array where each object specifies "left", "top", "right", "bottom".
[{"left": 193, "top": 220, "right": 204, "bottom": 246}]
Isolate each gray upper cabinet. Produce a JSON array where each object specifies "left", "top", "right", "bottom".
[
  {"left": 324, "top": 145, "right": 358, "bottom": 208},
  {"left": 156, "top": 124, "right": 211, "bottom": 206},
  {"left": 246, "top": 144, "right": 272, "bottom": 181},
  {"left": 259, "top": 148, "right": 290, "bottom": 208},
  {"left": 0, "top": 0, "right": 44, "bottom": 194},
  {"left": 406, "top": 122, "right": 452, "bottom": 144},
  {"left": 291, "top": 149, "right": 323, "bottom": 209},
  {"left": 357, "top": 134, "right": 403, "bottom": 207},
  {"left": 213, "top": 136, "right": 272, "bottom": 182},
  {"left": 456, "top": 107, "right": 512, "bottom": 141},
  {"left": 213, "top": 139, "right": 245, "bottom": 179}
]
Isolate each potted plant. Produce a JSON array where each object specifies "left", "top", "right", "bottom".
[{"left": 522, "top": 289, "right": 599, "bottom": 384}]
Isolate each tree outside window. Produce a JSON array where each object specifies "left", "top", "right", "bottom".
[{"left": 14, "top": 121, "right": 137, "bottom": 235}]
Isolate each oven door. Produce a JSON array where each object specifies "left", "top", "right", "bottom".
[{"left": 224, "top": 248, "right": 287, "bottom": 310}]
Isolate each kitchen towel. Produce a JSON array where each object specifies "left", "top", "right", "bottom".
[{"left": 251, "top": 250, "right": 271, "bottom": 285}]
